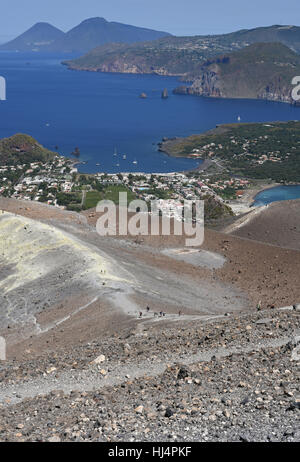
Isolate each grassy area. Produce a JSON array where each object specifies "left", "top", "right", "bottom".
[{"left": 84, "top": 185, "right": 136, "bottom": 209}]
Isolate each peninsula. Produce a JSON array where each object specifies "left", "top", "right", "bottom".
[
  {"left": 160, "top": 120, "right": 300, "bottom": 183},
  {"left": 64, "top": 24, "right": 300, "bottom": 77}
]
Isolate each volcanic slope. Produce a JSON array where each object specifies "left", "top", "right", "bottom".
[
  {"left": 225, "top": 199, "right": 300, "bottom": 251},
  {"left": 0, "top": 198, "right": 250, "bottom": 357},
  {"left": 0, "top": 198, "right": 299, "bottom": 442}
]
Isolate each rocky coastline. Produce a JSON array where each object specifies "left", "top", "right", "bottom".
[{"left": 173, "top": 75, "right": 295, "bottom": 104}]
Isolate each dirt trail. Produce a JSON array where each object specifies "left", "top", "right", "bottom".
[{"left": 0, "top": 330, "right": 297, "bottom": 407}]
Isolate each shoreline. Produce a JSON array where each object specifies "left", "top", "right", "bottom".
[
  {"left": 182, "top": 158, "right": 211, "bottom": 174},
  {"left": 227, "top": 181, "right": 300, "bottom": 219},
  {"left": 251, "top": 182, "right": 300, "bottom": 202},
  {"left": 228, "top": 182, "right": 279, "bottom": 215},
  {"left": 62, "top": 64, "right": 298, "bottom": 107},
  {"left": 244, "top": 183, "right": 281, "bottom": 205}
]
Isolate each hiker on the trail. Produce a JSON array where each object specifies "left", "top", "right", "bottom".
[
  {"left": 146, "top": 306, "right": 150, "bottom": 312},
  {"left": 159, "top": 311, "right": 163, "bottom": 317},
  {"left": 178, "top": 310, "right": 182, "bottom": 316},
  {"left": 256, "top": 300, "right": 262, "bottom": 311},
  {"left": 139, "top": 311, "right": 143, "bottom": 318}
]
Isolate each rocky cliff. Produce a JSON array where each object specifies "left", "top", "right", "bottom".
[{"left": 174, "top": 43, "right": 300, "bottom": 104}]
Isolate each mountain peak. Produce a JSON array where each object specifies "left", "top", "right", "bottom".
[
  {"left": 0, "top": 22, "right": 64, "bottom": 51},
  {"left": 28, "top": 22, "right": 63, "bottom": 32},
  {"left": 33, "top": 21, "right": 56, "bottom": 27},
  {"left": 0, "top": 17, "right": 170, "bottom": 53},
  {"left": 45, "top": 18, "right": 170, "bottom": 53},
  {"left": 80, "top": 17, "right": 108, "bottom": 25}
]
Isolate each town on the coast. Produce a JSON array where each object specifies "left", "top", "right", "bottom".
[{"left": 0, "top": 153, "right": 252, "bottom": 215}]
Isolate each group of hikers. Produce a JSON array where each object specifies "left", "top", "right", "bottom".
[{"left": 138, "top": 307, "right": 182, "bottom": 318}]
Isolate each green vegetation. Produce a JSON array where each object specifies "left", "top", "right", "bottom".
[
  {"left": 0, "top": 134, "right": 56, "bottom": 166},
  {"left": 214, "top": 186, "right": 237, "bottom": 200},
  {"left": 162, "top": 121, "right": 300, "bottom": 183},
  {"left": 56, "top": 192, "right": 81, "bottom": 209},
  {"left": 140, "top": 188, "right": 172, "bottom": 200},
  {"left": 83, "top": 185, "right": 137, "bottom": 209},
  {"left": 204, "top": 195, "right": 234, "bottom": 221}
]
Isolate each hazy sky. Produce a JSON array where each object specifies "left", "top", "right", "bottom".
[{"left": 1, "top": 0, "right": 300, "bottom": 41}]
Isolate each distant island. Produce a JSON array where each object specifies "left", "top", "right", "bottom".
[
  {"left": 0, "top": 22, "right": 64, "bottom": 52},
  {"left": 0, "top": 17, "right": 171, "bottom": 53}
]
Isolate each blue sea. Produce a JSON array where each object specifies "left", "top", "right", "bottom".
[
  {"left": 0, "top": 52, "right": 300, "bottom": 174},
  {"left": 254, "top": 185, "right": 300, "bottom": 206}
]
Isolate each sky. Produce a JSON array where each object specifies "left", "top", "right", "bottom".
[{"left": 0, "top": 0, "right": 300, "bottom": 42}]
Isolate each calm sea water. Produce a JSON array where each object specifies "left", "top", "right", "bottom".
[
  {"left": 254, "top": 185, "right": 300, "bottom": 206},
  {"left": 0, "top": 52, "right": 300, "bottom": 174}
]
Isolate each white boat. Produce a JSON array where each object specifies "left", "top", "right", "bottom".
[
  {"left": 123, "top": 154, "right": 126, "bottom": 160},
  {"left": 113, "top": 148, "right": 117, "bottom": 156},
  {"left": 237, "top": 116, "right": 241, "bottom": 122},
  {"left": 133, "top": 160, "right": 138, "bottom": 164}
]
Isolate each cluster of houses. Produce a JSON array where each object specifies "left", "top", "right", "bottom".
[
  {"left": 187, "top": 133, "right": 293, "bottom": 166},
  {"left": 0, "top": 157, "right": 77, "bottom": 205},
  {"left": 0, "top": 153, "right": 250, "bottom": 214},
  {"left": 95, "top": 171, "right": 249, "bottom": 206}
]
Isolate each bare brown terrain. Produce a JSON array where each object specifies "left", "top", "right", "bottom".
[
  {"left": 228, "top": 199, "right": 300, "bottom": 250},
  {"left": 82, "top": 205, "right": 300, "bottom": 310},
  {"left": 0, "top": 196, "right": 299, "bottom": 358},
  {"left": 0, "top": 197, "right": 299, "bottom": 442}
]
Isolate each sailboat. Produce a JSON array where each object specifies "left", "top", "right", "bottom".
[
  {"left": 122, "top": 154, "right": 127, "bottom": 160},
  {"left": 162, "top": 88, "right": 169, "bottom": 99},
  {"left": 237, "top": 116, "right": 241, "bottom": 122},
  {"left": 113, "top": 148, "right": 117, "bottom": 156}
]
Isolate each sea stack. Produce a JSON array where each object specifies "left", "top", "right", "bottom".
[{"left": 162, "top": 88, "right": 168, "bottom": 99}]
